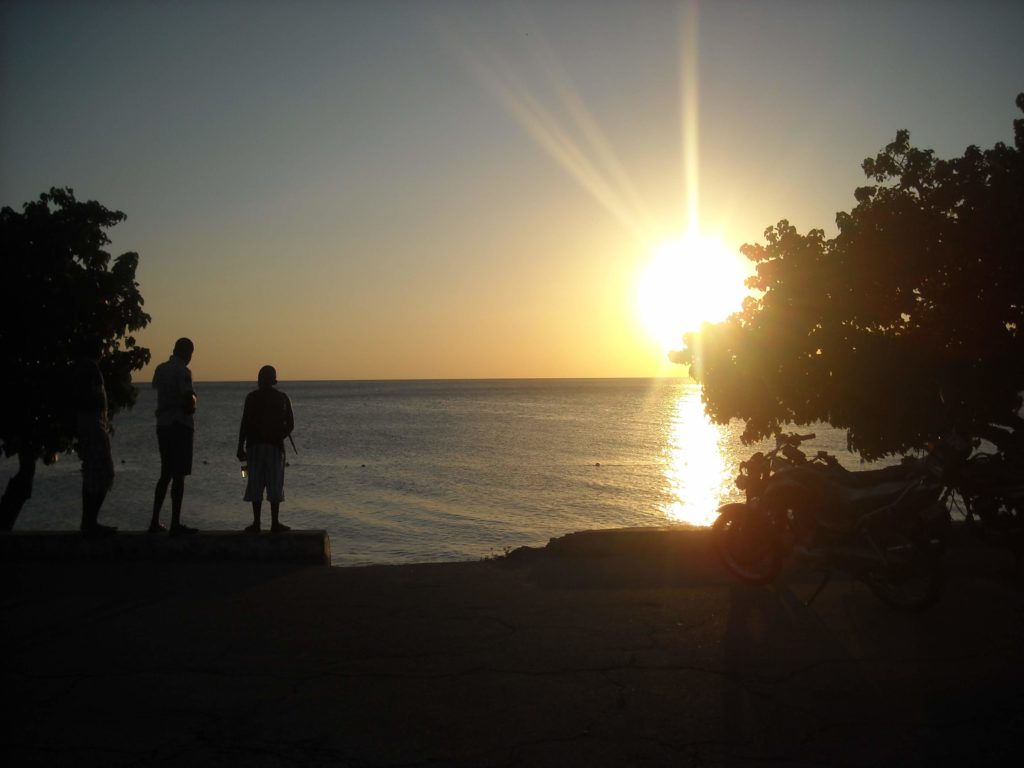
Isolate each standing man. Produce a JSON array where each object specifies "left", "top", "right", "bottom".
[
  {"left": 236, "top": 365, "right": 294, "bottom": 533},
  {"left": 150, "top": 337, "right": 198, "bottom": 535},
  {"left": 73, "top": 338, "right": 116, "bottom": 535}
]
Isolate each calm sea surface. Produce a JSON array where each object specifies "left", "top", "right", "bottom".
[{"left": 2, "top": 378, "right": 866, "bottom": 566}]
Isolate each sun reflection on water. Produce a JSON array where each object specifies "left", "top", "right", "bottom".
[{"left": 662, "top": 385, "right": 734, "bottom": 526}]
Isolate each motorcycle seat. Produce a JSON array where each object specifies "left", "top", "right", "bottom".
[
  {"left": 833, "top": 478, "right": 911, "bottom": 507},
  {"left": 827, "top": 462, "right": 920, "bottom": 488}
]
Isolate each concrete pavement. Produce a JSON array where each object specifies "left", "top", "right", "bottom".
[{"left": 2, "top": 527, "right": 1022, "bottom": 766}]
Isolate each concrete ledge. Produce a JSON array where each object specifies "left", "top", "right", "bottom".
[{"left": 0, "top": 530, "right": 331, "bottom": 566}]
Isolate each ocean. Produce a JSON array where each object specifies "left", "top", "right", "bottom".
[{"left": 1, "top": 378, "right": 865, "bottom": 566}]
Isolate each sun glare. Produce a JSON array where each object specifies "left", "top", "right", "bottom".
[
  {"left": 636, "top": 232, "right": 749, "bottom": 350},
  {"left": 663, "top": 384, "right": 733, "bottom": 526}
]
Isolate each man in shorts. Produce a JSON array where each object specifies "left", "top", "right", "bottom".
[
  {"left": 73, "top": 338, "right": 116, "bottom": 535},
  {"left": 150, "top": 337, "right": 198, "bottom": 535},
  {"left": 236, "top": 364, "right": 294, "bottom": 533}
]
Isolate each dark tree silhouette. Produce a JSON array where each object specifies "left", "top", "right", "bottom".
[
  {"left": 0, "top": 188, "right": 151, "bottom": 529},
  {"left": 673, "top": 94, "right": 1024, "bottom": 460}
]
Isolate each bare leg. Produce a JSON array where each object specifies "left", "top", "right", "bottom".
[
  {"left": 169, "top": 475, "right": 185, "bottom": 527},
  {"left": 0, "top": 449, "right": 37, "bottom": 531},
  {"left": 246, "top": 499, "right": 262, "bottom": 532},
  {"left": 168, "top": 475, "right": 196, "bottom": 535},
  {"left": 82, "top": 486, "right": 114, "bottom": 535},
  {"left": 270, "top": 501, "right": 289, "bottom": 532},
  {"left": 151, "top": 472, "right": 170, "bottom": 532}
]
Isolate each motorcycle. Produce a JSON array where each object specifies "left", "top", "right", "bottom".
[{"left": 713, "top": 432, "right": 949, "bottom": 612}]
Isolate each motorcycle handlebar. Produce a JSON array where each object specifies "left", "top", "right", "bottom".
[{"left": 777, "top": 432, "right": 817, "bottom": 447}]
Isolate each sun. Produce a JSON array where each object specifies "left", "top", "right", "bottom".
[{"left": 636, "top": 232, "right": 750, "bottom": 350}]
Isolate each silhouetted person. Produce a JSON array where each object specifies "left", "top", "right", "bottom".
[
  {"left": 236, "top": 365, "right": 294, "bottom": 533},
  {"left": 151, "top": 338, "right": 198, "bottom": 535},
  {"left": 73, "top": 338, "right": 116, "bottom": 535}
]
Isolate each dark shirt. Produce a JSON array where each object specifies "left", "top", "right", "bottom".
[
  {"left": 238, "top": 387, "right": 294, "bottom": 450},
  {"left": 72, "top": 359, "right": 108, "bottom": 424},
  {"left": 152, "top": 355, "right": 195, "bottom": 429}
]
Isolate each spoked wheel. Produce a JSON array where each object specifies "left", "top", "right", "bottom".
[
  {"left": 712, "top": 503, "right": 781, "bottom": 585},
  {"left": 863, "top": 527, "right": 943, "bottom": 612}
]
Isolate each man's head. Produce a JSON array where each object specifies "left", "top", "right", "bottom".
[
  {"left": 173, "top": 338, "right": 194, "bottom": 364},
  {"left": 258, "top": 365, "right": 277, "bottom": 388}
]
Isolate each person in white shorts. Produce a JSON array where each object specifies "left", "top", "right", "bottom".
[{"left": 236, "top": 365, "right": 294, "bottom": 533}]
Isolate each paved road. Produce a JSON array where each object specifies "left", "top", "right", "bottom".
[{"left": 2, "top": 528, "right": 1022, "bottom": 766}]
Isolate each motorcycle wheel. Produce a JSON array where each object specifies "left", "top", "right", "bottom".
[
  {"left": 712, "top": 503, "right": 781, "bottom": 585},
  {"left": 919, "top": 501, "right": 952, "bottom": 555},
  {"left": 863, "top": 527, "right": 943, "bottom": 613},
  {"left": 974, "top": 497, "right": 1024, "bottom": 538}
]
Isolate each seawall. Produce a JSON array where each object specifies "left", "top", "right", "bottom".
[{"left": 0, "top": 530, "right": 331, "bottom": 565}]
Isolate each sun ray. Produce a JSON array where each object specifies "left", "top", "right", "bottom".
[
  {"left": 447, "top": 21, "right": 656, "bottom": 240},
  {"left": 528, "top": 34, "right": 655, "bottom": 234},
  {"left": 448, "top": 4, "right": 746, "bottom": 356},
  {"left": 681, "top": 1, "right": 700, "bottom": 232}
]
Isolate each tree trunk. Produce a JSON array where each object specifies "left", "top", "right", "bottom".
[{"left": 0, "top": 448, "right": 37, "bottom": 530}]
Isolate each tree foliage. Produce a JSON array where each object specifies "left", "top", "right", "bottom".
[
  {"left": 673, "top": 95, "right": 1024, "bottom": 460},
  {"left": 0, "top": 188, "right": 151, "bottom": 462}
]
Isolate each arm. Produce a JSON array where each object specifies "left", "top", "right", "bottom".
[
  {"left": 180, "top": 367, "right": 197, "bottom": 415},
  {"left": 284, "top": 395, "right": 295, "bottom": 438},
  {"left": 237, "top": 394, "right": 250, "bottom": 461}
]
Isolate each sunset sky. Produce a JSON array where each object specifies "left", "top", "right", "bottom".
[{"left": 2, "top": 0, "right": 1022, "bottom": 382}]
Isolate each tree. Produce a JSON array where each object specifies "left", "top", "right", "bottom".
[
  {"left": 672, "top": 94, "right": 1024, "bottom": 460},
  {"left": 0, "top": 188, "right": 151, "bottom": 529}
]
